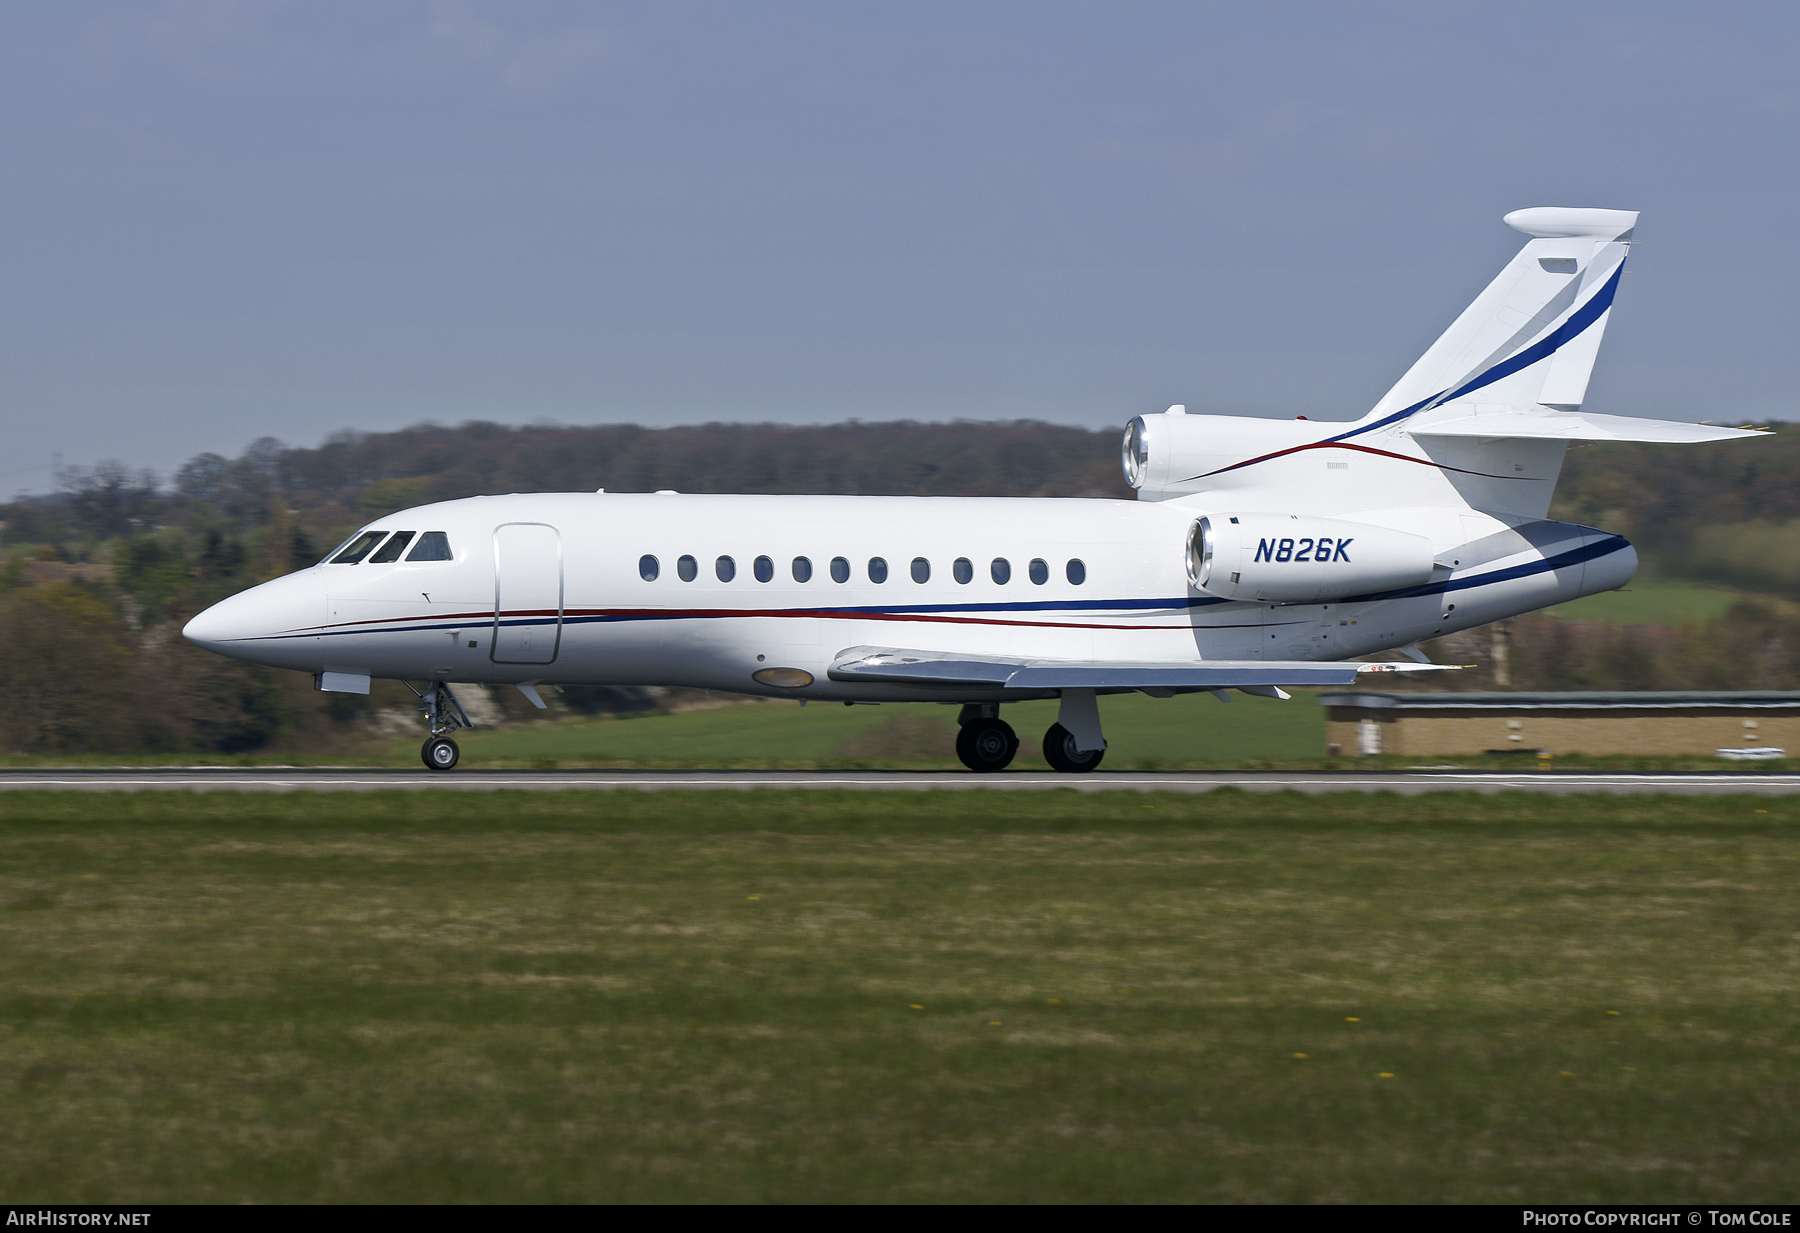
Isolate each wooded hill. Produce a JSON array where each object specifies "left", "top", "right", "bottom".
[
  {"left": 1555, "top": 430, "right": 1800, "bottom": 594},
  {"left": 3, "top": 420, "right": 1127, "bottom": 579},
  {"left": 8, "top": 415, "right": 1794, "bottom": 587},
  {"left": 0, "top": 417, "right": 1794, "bottom": 755}
]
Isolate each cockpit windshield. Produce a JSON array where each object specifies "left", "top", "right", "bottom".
[
  {"left": 326, "top": 529, "right": 454, "bottom": 565},
  {"left": 328, "top": 531, "right": 387, "bottom": 564},
  {"left": 368, "top": 531, "right": 415, "bottom": 563},
  {"left": 406, "top": 532, "right": 453, "bottom": 561}
]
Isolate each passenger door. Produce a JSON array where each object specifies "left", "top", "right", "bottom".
[{"left": 492, "top": 523, "right": 563, "bottom": 665}]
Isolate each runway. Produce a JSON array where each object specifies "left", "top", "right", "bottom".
[{"left": 4, "top": 768, "right": 1800, "bottom": 794}]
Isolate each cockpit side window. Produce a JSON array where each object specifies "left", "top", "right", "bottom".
[
  {"left": 329, "top": 531, "right": 387, "bottom": 564},
  {"left": 405, "top": 532, "right": 454, "bottom": 562},
  {"left": 368, "top": 531, "right": 416, "bottom": 563}
]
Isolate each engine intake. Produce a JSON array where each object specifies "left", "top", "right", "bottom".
[{"left": 1188, "top": 513, "right": 1435, "bottom": 603}]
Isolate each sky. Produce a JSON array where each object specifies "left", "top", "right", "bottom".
[{"left": 3, "top": 1, "right": 1797, "bottom": 490}]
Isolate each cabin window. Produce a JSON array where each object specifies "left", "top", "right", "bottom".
[
  {"left": 639, "top": 555, "right": 660, "bottom": 581},
  {"left": 716, "top": 555, "right": 736, "bottom": 582},
  {"left": 830, "top": 556, "right": 850, "bottom": 583},
  {"left": 868, "top": 557, "right": 888, "bottom": 583},
  {"left": 792, "top": 556, "right": 813, "bottom": 582},
  {"left": 1029, "top": 558, "right": 1049, "bottom": 585},
  {"left": 1066, "top": 559, "right": 1086, "bottom": 585},
  {"left": 677, "top": 555, "right": 698, "bottom": 582},
  {"left": 330, "top": 531, "right": 387, "bottom": 564},
  {"left": 368, "top": 531, "right": 415, "bottom": 563},
  {"left": 911, "top": 557, "right": 930, "bottom": 584},
  {"left": 990, "top": 558, "right": 1011, "bottom": 585},
  {"left": 953, "top": 557, "right": 973, "bottom": 585},
  {"left": 405, "top": 532, "right": 453, "bottom": 562},
  {"left": 753, "top": 555, "right": 774, "bottom": 583}
]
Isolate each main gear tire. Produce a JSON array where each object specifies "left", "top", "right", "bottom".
[
  {"left": 1042, "top": 723, "right": 1104, "bottom": 774},
  {"left": 956, "top": 718, "right": 1019, "bottom": 772}
]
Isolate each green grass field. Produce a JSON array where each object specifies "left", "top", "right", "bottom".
[
  {"left": 1544, "top": 574, "right": 1751, "bottom": 624},
  {"left": 2, "top": 789, "right": 1796, "bottom": 1202},
  {"left": 0, "top": 691, "right": 1322, "bottom": 770},
  {"left": 431, "top": 690, "right": 1324, "bottom": 770},
  {"left": 8, "top": 686, "right": 1794, "bottom": 772}
]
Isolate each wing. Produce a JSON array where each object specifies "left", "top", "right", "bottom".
[{"left": 827, "top": 645, "right": 1460, "bottom": 692}]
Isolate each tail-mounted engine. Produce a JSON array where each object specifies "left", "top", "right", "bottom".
[
  {"left": 1187, "top": 513, "right": 1436, "bottom": 603},
  {"left": 1123, "top": 410, "right": 1327, "bottom": 500}
]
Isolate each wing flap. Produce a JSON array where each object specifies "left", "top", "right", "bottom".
[{"left": 827, "top": 646, "right": 1460, "bottom": 691}]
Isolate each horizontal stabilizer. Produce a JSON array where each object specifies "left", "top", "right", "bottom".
[
  {"left": 1412, "top": 408, "right": 1768, "bottom": 443},
  {"left": 828, "top": 646, "right": 1462, "bottom": 692}
]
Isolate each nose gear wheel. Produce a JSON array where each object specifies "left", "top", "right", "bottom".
[{"left": 404, "top": 680, "right": 475, "bottom": 771}]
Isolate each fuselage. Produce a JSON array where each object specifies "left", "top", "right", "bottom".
[{"left": 182, "top": 490, "right": 1636, "bottom": 702}]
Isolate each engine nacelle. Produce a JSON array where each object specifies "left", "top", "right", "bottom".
[
  {"left": 1123, "top": 410, "right": 1326, "bottom": 500},
  {"left": 1186, "top": 513, "right": 1436, "bottom": 603}
]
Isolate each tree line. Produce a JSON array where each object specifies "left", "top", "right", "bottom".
[{"left": 0, "top": 417, "right": 1794, "bottom": 754}]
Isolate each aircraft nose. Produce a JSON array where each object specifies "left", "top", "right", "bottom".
[
  {"left": 182, "top": 571, "right": 322, "bottom": 655},
  {"left": 182, "top": 589, "right": 263, "bottom": 651},
  {"left": 181, "top": 604, "right": 225, "bottom": 650}
]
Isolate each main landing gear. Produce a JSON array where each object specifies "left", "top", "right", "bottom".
[
  {"left": 406, "top": 680, "right": 474, "bottom": 772},
  {"left": 1042, "top": 723, "right": 1105, "bottom": 774},
  {"left": 956, "top": 705, "right": 1020, "bottom": 772},
  {"left": 956, "top": 694, "right": 1108, "bottom": 775}
]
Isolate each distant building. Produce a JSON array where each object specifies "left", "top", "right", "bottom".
[{"left": 1320, "top": 691, "right": 1800, "bottom": 757}]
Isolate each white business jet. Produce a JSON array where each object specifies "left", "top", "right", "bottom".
[{"left": 184, "top": 207, "right": 1764, "bottom": 772}]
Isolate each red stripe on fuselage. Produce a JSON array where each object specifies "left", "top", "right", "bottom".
[
  {"left": 1186, "top": 440, "right": 1537, "bottom": 482},
  {"left": 300, "top": 607, "right": 1297, "bottom": 636}
]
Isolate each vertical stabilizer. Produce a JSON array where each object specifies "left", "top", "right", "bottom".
[{"left": 1362, "top": 207, "right": 1637, "bottom": 424}]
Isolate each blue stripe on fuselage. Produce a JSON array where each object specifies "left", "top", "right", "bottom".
[
  {"left": 1337, "top": 533, "right": 1631, "bottom": 604},
  {"left": 287, "top": 533, "right": 1632, "bottom": 643}
]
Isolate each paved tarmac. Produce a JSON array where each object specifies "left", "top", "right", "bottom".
[{"left": 4, "top": 768, "right": 1800, "bottom": 794}]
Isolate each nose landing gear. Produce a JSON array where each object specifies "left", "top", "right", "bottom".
[{"left": 406, "top": 681, "right": 475, "bottom": 772}]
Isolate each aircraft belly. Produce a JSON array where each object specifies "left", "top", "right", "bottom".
[
  {"left": 321, "top": 601, "right": 439, "bottom": 673},
  {"left": 1351, "top": 596, "right": 1454, "bottom": 654},
  {"left": 1190, "top": 606, "right": 1269, "bottom": 660},
  {"left": 821, "top": 611, "right": 1197, "bottom": 666},
  {"left": 571, "top": 608, "right": 1205, "bottom": 695},
  {"left": 1263, "top": 604, "right": 1339, "bottom": 661},
  {"left": 553, "top": 605, "right": 666, "bottom": 683},
  {"left": 212, "top": 636, "right": 327, "bottom": 674}
]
